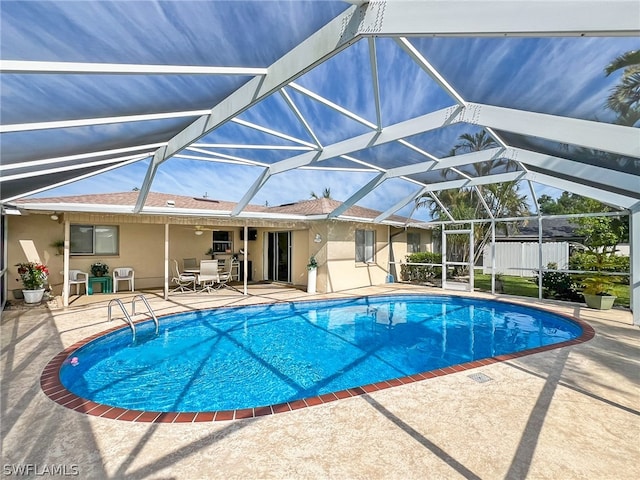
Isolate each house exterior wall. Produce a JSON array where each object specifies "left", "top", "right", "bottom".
[
  {"left": 323, "top": 221, "right": 390, "bottom": 292},
  {"left": 6, "top": 211, "right": 428, "bottom": 298}
]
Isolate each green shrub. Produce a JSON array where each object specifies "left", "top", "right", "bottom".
[
  {"left": 569, "top": 251, "right": 629, "bottom": 273},
  {"left": 533, "top": 262, "right": 583, "bottom": 302},
  {"left": 401, "top": 252, "right": 442, "bottom": 282}
]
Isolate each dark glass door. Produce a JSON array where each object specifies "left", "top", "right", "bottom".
[{"left": 267, "top": 231, "right": 291, "bottom": 282}]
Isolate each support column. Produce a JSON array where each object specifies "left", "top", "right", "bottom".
[
  {"left": 62, "top": 220, "right": 70, "bottom": 307},
  {"left": 491, "top": 220, "right": 495, "bottom": 294},
  {"left": 469, "top": 224, "right": 474, "bottom": 292},
  {"left": 538, "top": 216, "right": 543, "bottom": 300},
  {"left": 441, "top": 227, "right": 446, "bottom": 289},
  {"left": 164, "top": 223, "right": 169, "bottom": 300},
  {"left": 243, "top": 225, "right": 248, "bottom": 296},
  {"left": 630, "top": 204, "right": 640, "bottom": 326}
]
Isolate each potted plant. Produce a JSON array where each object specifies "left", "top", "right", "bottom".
[
  {"left": 16, "top": 262, "right": 49, "bottom": 303},
  {"left": 307, "top": 256, "right": 318, "bottom": 294},
  {"left": 50, "top": 239, "right": 65, "bottom": 255},
  {"left": 582, "top": 274, "right": 617, "bottom": 310},
  {"left": 90, "top": 262, "right": 109, "bottom": 277},
  {"left": 580, "top": 253, "right": 618, "bottom": 310}
]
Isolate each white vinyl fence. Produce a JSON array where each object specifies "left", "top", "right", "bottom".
[{"left": 482, "top": 242, "right": 569, "bottom": 277}]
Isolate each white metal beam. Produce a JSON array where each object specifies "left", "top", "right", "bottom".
[
  {"left": 421, "top": 171, "right": 525, "bottom": 193},
  {"left": 465, "top": 103, "right": 640, "bottom": 158},
  {"left": 0, "top": 152, "right": 150, "bottom": 182},
  {"left": 1, "top": 157, "right": 144, "bottom": 203},
  {"left": 288, "top": 82, "right": 378, "bottom": 130},
  {"left": 395, "top": 37, "right": 466, "bottom": 106},
  {"left": 368, "top": 38, "right": 383, "bottom": 130},
  {"left": 231, "top": 169, "right": 272, "bottom": 216},
  {"left": 279, "top": 89, "right": 323, "bottom": 149},
  {"left": 355, "top": 0, "right": 639, "bottom": 37},
  {"left": 524, "top": 171, "right": 636, "bottom": 210},
  {"left": 0, "top": 143, "right": 164, "bottom": 172},
  {"left": 0, "top": 111, "right": 210, "bottom": 133},
  {"left": 135, "top": 4, "right": 364, "bottom": 212},
  {"left": 1, "top": 60, "right": 268, "bottom": 76},
  {"left": 328, "top": 172, "right": 387, "bottom": 218},
  {"left": 374, "top": 187, "right": 428, "bottom": 223},
  {"left": 509, "top": 148, "right": 640, "bottom": 198},
  {"left": 630, "top": 202, "right": 640, "bottom": 325}
]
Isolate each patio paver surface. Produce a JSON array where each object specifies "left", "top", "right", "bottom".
[{"left": 2, "top": 284, "right": 638, "bottom": 479}]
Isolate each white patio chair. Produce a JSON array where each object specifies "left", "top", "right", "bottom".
[
  {"left": 197, "top": 260, "right": 232, "bottom": 293},
  {"left": 171, "top": 259, "right": 196, "bottom": 293},
  {"left": 66, "top": 269, "right": 89, "bottom": 295},
  {"left": 113, "top": 267, "right": 135, "bottom": 293},
  {"left": 183, "top": 257, "right": 198, "bottom": 270}
]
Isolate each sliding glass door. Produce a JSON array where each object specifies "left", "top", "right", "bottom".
[{"left": 266, "top": 231, "right": 291, "bottom": 283}]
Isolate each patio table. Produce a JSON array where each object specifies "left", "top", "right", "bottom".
[{"left": 88, "top": 276, "right": 112, "bottom": 295}]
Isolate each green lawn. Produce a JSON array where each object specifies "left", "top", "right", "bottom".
[
  {"left": 474, "top": 274, "right": 540, "bottom": 298},
  {"left": 473, "top": 273, "right": 630, "bottom": 308}
]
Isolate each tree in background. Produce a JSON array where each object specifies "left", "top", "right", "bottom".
[
  {"left": 538, "top": 191, "right": 629, "bottom": 255},
  {"left": 604, "top": 49, "right": 640, "bottom": 126},
  {"left": 416, "top": 130, "right": 530, "bottom": 272},
  {"left": 310, "top": 188, "right": 332, "bottom": 199}
]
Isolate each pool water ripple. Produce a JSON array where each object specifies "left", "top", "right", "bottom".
[{"left": 51, "top": 294, "right": 592, "bottom": 417}]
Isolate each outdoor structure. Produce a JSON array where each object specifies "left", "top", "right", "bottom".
[
  {"left": 5, "top": 192, "right": 430, "bottom": 304},
  {"left": 0, "top": 1, "right": 638, "bottom": 323}
]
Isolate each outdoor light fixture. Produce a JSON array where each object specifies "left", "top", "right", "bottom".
[
  {"left": 50, "top": 213, "right": 59, "bottom": 221},
  {"left": 195, "top": 230, "right": 203, "bottom": 236},
  {"left": 314, "top": 233, "right": 322, "bottom": 243}
]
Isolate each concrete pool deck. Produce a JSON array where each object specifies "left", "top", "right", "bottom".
[{"left": 2, "top": 284, "right": 638, "bottom": 479}]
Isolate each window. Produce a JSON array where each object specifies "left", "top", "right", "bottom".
[
  {"left": 212, "top": 231, "right": 232, "bottom": 253},
  {"left": 355, "top": 229, "right": 375, "bottom": 263},
  {"left": 70, "top": 225, "right": 119, "bottom": 255},
  {"left": 407, "top": 232, "right": 421, "bottom": 253}
]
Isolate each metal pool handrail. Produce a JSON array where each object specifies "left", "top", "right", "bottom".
[
  {"left": 108, "top": 298, "right": 137, "bottom": 341},
  {"left": 131, "top": 294, "right": 159, "bottom": 335}
]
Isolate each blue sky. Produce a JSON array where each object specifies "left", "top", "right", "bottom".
[{"left": 2, "top": 1, "right": 637, "bottom": 218}]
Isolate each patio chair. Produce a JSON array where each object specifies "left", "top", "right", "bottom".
[
  {"left": 171, "top": 259, "right": 196, "bottom": 293},
  {"left": 183, "top": 258, "right": 198, "bottom": 270},
  {"left": 113, "top": 267, "right": 135, "bottom": 293},
  {"left": 67, "top": 269, "right": 89, "bottom": 295},
  {"left": 197, "top": 260, "right": 231, "bottom": 293}
]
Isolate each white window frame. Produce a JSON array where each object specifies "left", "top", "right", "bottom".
[
  {"left": 407, "top": 232, "right": 421, "bottom": 253},
  {"left": 70, "top": 224, "right": 119, "bottom": 256},
  {"left": 355, "top": 229, "right": 375, "bottom": 263}
]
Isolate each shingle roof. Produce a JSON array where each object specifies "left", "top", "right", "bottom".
[{"left": 13, "top": 192, "right": 411, "bottom": 223}]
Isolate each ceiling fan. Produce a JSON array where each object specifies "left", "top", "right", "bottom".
[{"left": 190, "top": 225, "right": 217, "bottom": 235}]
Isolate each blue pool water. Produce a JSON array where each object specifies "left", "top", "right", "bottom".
[{"left": 60, "top": 295, "right": 582, "bottom": 412}]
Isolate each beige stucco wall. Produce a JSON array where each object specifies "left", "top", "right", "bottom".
[
  {"left": 322, "top": 221, "right": 390, "bottom": 292},
  {"left": 6, "top": 212, "right": 432, "bottom": 298}
]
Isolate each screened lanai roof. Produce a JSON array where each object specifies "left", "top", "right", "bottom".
[{"left": 1, "top": 0, "right": 639, "bottom": 223}]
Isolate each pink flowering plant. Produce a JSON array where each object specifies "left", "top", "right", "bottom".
[{"left": 16, "top": 262, "right": 49, "bottom": 290}]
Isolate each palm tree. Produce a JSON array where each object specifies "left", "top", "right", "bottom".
[
  {"left": 449, "top": 131, "right": 498, "bottom": 156},
  {"left": 310, "top": 188, "right": 332, "bottom": 199},
  {"left": 416, "top": 130, "right": 530, "bottom": 270},
  {"left": 604, "top": 49, "right": 640, "bottom": 126}
]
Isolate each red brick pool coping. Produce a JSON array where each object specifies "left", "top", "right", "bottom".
[{"left": 40, "top": 301, "right": 595, "bottom": 423}]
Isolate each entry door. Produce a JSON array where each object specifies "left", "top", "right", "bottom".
[{"left": 267, "top": 231, "right": 291, "bottom": 283}]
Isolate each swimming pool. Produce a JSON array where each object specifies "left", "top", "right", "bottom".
[{"left": 44, "top": 294, "right": 593, "bottom": 421}]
